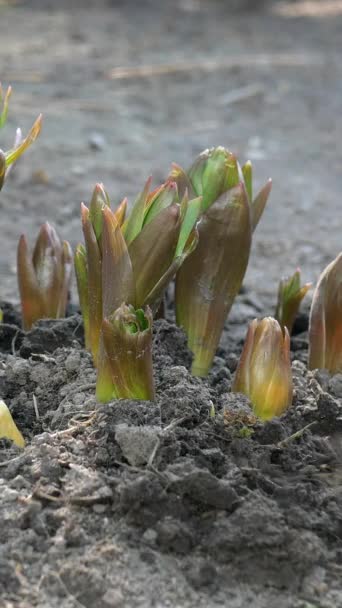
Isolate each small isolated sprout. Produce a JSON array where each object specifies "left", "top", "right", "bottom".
[
  {"left": 275, "top": 268, "right": 311, "bottom": 334},
  {"left": 232, "top": 317, "right": 293, "bottom": 420}
]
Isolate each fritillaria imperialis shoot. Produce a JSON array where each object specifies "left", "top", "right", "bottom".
[
  {"left": 0, "top": 400, "right": 25, "bottom": 448},
  {"left": 275, "top": 268, "right": 311, "bottom": 334},
  {"left": 0, "top": 83, "right": 42, "bottom": 191},
  {"left": 97, "top": 304, "right": 154, "bottom": 402},
  {"left": 171, "top": 146, "right": 272, "bottom": 376},
  {"left": 308, "top": 252, "right": 342, "bottom": 374},
  {"left": 17, "top": 223, "right": 73, "bottom": 330},
  {"left": 75, "top": 180, "right": 202, "bottom": 368},
  {"left": 232, "top": 317, "right": 293, "bottom": 420}
]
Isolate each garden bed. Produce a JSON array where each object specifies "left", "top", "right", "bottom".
[{"left": 1, "top": 293, "right": 342, "bottom": 608}]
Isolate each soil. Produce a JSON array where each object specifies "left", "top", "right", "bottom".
[
  {"left": 1, "top": 296, "right": 342, "bottom": 608},
  {"left": 1, "top": 1, "right": 342, "bottom": 607}
]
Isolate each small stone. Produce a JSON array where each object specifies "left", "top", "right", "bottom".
[
  {"left": 316, "top": 392, "right": 341, "bottom": 430},
  {"left": 89, "top": 132, "right": 106, "bottom": 151},
  {"left": 171, "top": 468, "right": 239, "bottom": 511},
  {"left": 11, "top": 360, "right": 30, "bottom": 385},
  {"left": 10, "top": 475, "right": 31, "bottom": 489},
  {"left": 142, "top": 528, "right": 157, "bottom": 544},
  {"left": 156, "top": 517, "right": 194, "bottom": 553},
  {"left": 312, "top": 369, "right": 330, "bottom": 391},
  {"left": 102, "top": 588, "right": 124, "bottom": 607},
  {"left": 2, "top": 487, "right": 19, "bottom": 502},
  {"left": 65, "top": 352, "right": 81, "bottom": 373},
  {"left": 115, "top": 424, "right": 160, "bottom": 467}
]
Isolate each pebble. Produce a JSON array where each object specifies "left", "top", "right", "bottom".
[
  {"left": 102, "top": 588, "right": 124, "bottom": 607},
  {"left": 142, "top": 528, "right": 157, "bottom": 544},
  {"left": 2, "top": 487, "right": 19, "bottom": 503},
  {"left": 89, "top": 132, "right": 106, "bottom": 151},
  {"left": 115, "top": 424, "right": 160, "bottom": 467},
  {"left": 65, "top": 352, "right": 81, "bottom": 373}
]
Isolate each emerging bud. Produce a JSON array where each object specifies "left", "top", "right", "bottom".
[
  {"left": 171, "top": 147, "right": 272, "bottom": 376},
  {"left": 176, "top": 182, "right": 252, "bottom": 376},
  {"left": 77, "top": 180, "right": 201, "bottom": 366},
  {"left": 170, "top": 146, "right": 272, "bottom": 228},
  {"left": 275, "top": 269, "right": 312, "bottom": 334},
  {"left": 232, "top": 317, "right": 293, "bottom": 420},
  {"left": 0, "top": 399, "right": 25, "bottom": 448},
  {"left": 308, "top": 252, "right": 342, "bottom": 374},
  {"left": 17, "top": 223, "right": 72, "bottom": 330},
  {"left": 96, "top": 304, "right": 155, "bottom": 402}
]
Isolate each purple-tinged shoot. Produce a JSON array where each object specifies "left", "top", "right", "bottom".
[
  {"left": 0, "top": 83, "right": 42, "bottom": 191},
  {"left": 233, "top": 317, "right": 293, "bottom": 420},
  {"left": 76, "top": 180, "right": 201, "bottom": 367},
  {"left": 172, "top": 146, "right": 272, "bottom": 376},
  {"left": 96, "top": 304, "right": 154, "bottom": 402},
  {"left": 308, "top": 252, "right": 342, "bottom": 374},
  {"left": 275, "top": 268, "right": 312, "bottom": 334},
  {"left": 17, "top": 223, "right": 72, "bottom": 331}
]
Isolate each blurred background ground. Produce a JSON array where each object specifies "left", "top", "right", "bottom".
[{"left": 0, "top": 0, "right": 341, "bottom": 309}]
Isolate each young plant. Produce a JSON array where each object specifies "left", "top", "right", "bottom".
[
  {"left": 75, "top": 180, "right": 201, "bottom": 367},
  {"left": 97, "top": 304, "right": 154, "bottom": 401},
  {"left": 17, "top": 223, "right": 73, "bottom": 330},
  {"left": 275, "top": 268, "right": 311, "bottom": 334},
  {"left": 0, "top": 400, "right": 25, "bottom": 448},
  {"left": 0, "top": 83, "right": 42, "bottom": 191},
  {"left": 308, "top": 252, "right": 342, "bottom": 374},
  {"left": 232, "top": 317, "right": 293, "bottom": 420},
  {"left": 171, "top": 146, "right": 272, "bottom": 376}
]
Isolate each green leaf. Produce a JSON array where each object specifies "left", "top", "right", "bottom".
[
  {"left": 96, "top": 304, "right": 155, "bottom": 402},
  {"left": 101, "top": 206, "right": 135, "bottom": 317},
  {"left": 5, "top": 114, "right": 42, "bottom": 166},
  {"left": 0, "top": 84, "right": 11, "bottom": 130},
  {"left": 128, "top": 204, "right": 180, "bottom": 308},
  {"left": 89, "top": 183, "right": 110, "bottom": 245},
  {"left": 122, "top": 176, "right": 152, "bottom": 245},
  {"left": 242, "top": 160, "right": 252, "bottom": 201},
  {"left": 175, "top": 195, "right": 202, "bottom": 257},
  {"left": 251, "top": 179, "right": 272, "bottom": 231},
  {"left": 176, "top": 183, "right": 252, "bottom": 376},
  {"left": 143, "top": 181, "right": 178, "bottom": 227}
]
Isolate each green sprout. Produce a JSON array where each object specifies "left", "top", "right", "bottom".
[
  {"left": 97, "top": 304, "right": 155, "bottom": 402},
  {"left": 0, "top": 399, "right": 25, "bottom": 448},
  {"left": 308, "top": 252, "right": 342, "bottom": 374},
  {"left": 75, "top": 180, "right": 202, "bottom": 369},
  {"left": 17, "top": 223, "right": 73, "bottom": 330},
  {"left": 170, "top": 146, "right": 272, "bottom": 376},
  {"left": 0, "top": 83, "right": 42, "bottom": 191},
  {"left": 232, "top": 317, "right": 293, "bottom": 420},
  {"left": 275, "top": 268, "right": 311, "bottom": 334}
]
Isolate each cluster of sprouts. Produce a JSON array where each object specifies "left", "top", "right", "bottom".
[{"left": 1, "top": 86, "right": 341, "bottom": 447}]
